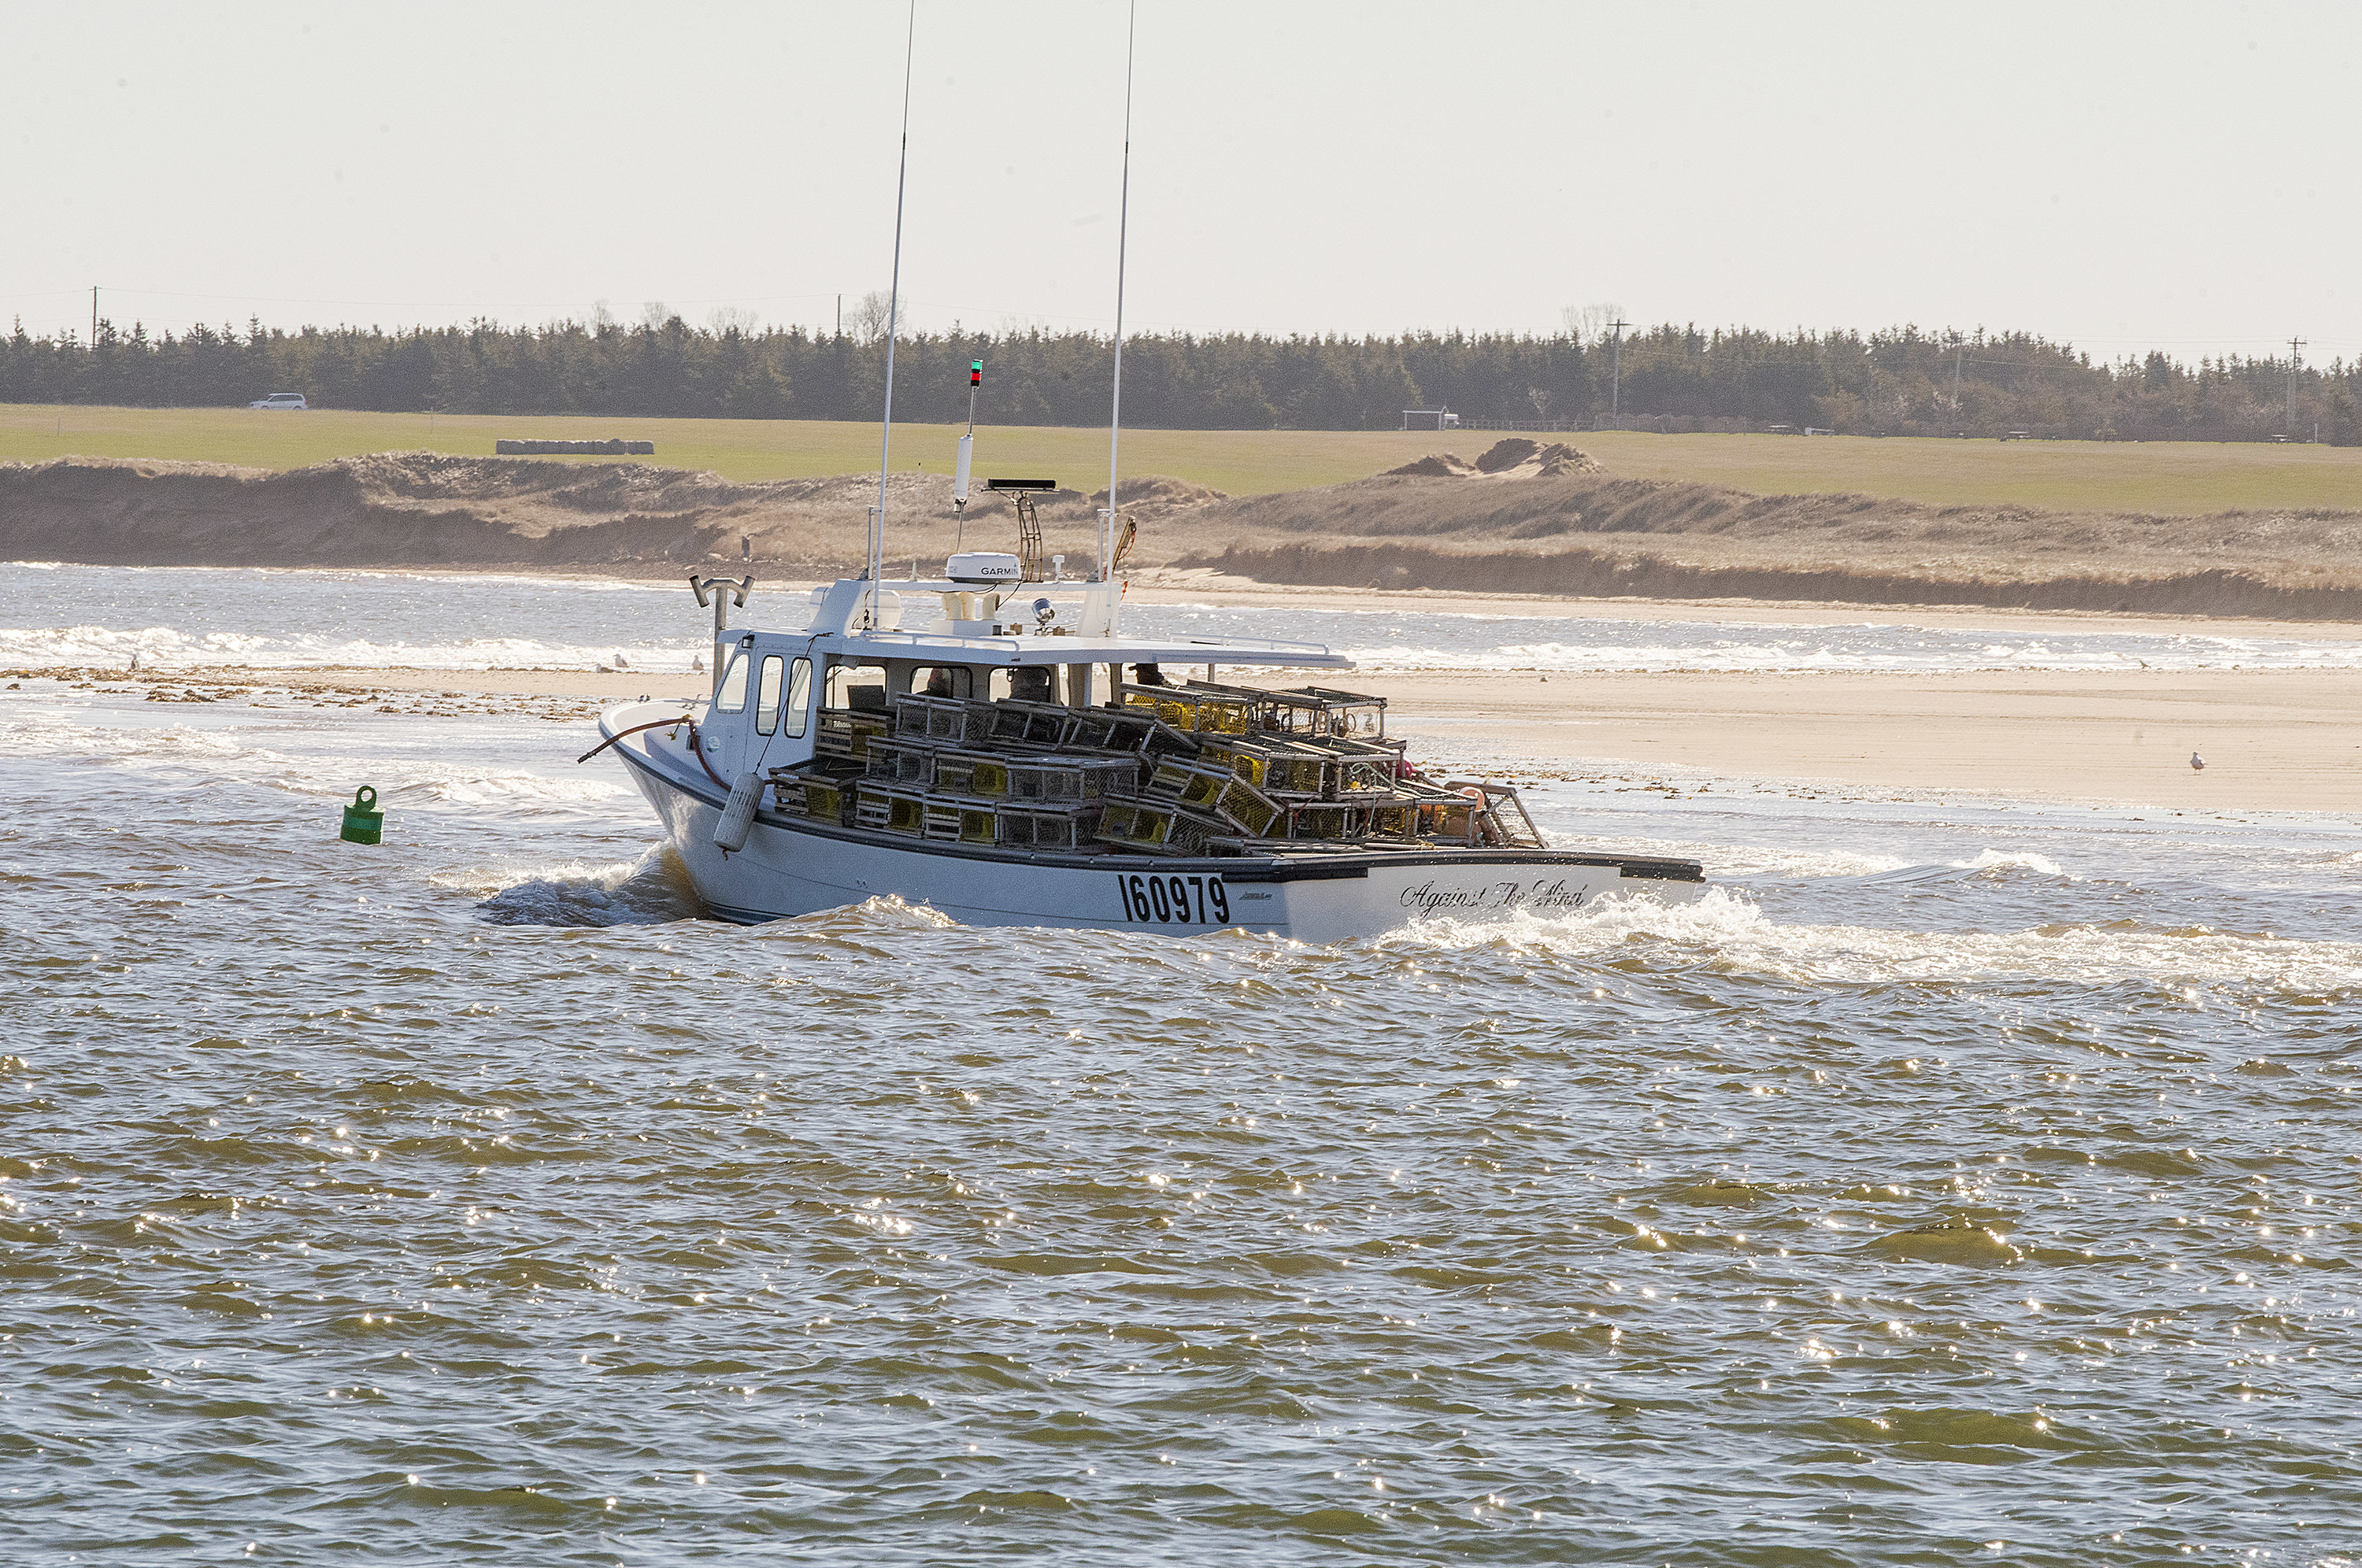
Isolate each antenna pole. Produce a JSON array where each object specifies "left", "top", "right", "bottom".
[
  {"left": 868, "top": 0, "right": 918, "bottom": 627},
  {"left": 1099, "top": 0, "right": 1138, "bottom": 583}
]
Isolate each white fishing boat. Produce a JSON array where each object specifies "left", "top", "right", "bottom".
[
  {"left": 584, "top": 3, "right": 1704, "bottom": 939},
  {"left": 587, "top": 570, "right": 1704, "bottom": 939}
]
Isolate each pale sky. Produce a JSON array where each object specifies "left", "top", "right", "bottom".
[{"left": 6, "top": 0, "right": 2356, "bottom": 364}]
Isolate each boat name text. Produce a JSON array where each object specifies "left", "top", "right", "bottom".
[{"left": 1401, "top": 878, "right": 1588, "bottom": 916}]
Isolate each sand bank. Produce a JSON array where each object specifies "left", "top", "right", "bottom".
[
  {"left": 14, "top": 449, "right": 2362, "bottom": 620},
  {"left": 54, "top": 661, "right": 2356, "bottom": 815},
  {"left": 1363, "top": 668, "right": 2362, "bottom": 814},
  {"left": 1121, "top": 575, "right": 2362, "bottom": 644}
]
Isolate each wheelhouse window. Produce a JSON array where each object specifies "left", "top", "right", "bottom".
[
  {"left": 754, "top": 654, "right": 784, "bottom": 734},
  {"left": 824, "top": 662, "right": 888, "bottom": 712},
  {"left": 911, "top": 665, "right": 971, "bottom": 700},
  {"left": 783, "top": 658, "right": 813, "bottom": 738},
  {"left": 715, "top": 650, "right": 750, "bottom": 712},
  {"left": 991, "top": 667, "right": 1057, "bottom": 703}
]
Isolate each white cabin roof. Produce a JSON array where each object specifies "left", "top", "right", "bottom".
[
  {"left": 813, "top": 629, "right": 1353, "bottom": 669},
  {"left": 739, "top": 575, "right": 1356, "bottom": 671}
]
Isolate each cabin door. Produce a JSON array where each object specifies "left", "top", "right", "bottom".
[{"left": 711, "top": 634, "right": 820, "bottom": 781}]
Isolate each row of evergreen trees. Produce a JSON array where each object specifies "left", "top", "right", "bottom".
[{"left": 5, "top": 314, "right": 2357, "bottom": 441}]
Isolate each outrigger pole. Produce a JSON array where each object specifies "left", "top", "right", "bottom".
[
  {"left": 1098, "top": 0, "right": 1138, "bottom": 584},
  {"left": 867, "top": 0, "right": 919, "bottom": 628}
]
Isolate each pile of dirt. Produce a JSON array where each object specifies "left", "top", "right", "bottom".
[
  {"left": 1387, "top": 439, "right": 1602, "bottom": 480},
  {"left": 1384, "top": 453, "right": 1478, "bottom": 479}
]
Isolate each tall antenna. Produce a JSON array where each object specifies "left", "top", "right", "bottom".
[
  {"left": 866, "top": 0, "right": 919, "bottom": 627},
  {"left": 1099, "top": 0, "right": 1138, "bottom": 583}
]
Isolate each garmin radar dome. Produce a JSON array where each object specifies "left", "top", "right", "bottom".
[{"left": 944, "top": 553, "right": 1022, "bottom": 586}]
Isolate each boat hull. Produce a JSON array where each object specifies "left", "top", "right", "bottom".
[{"left": 602, "top": 707, "right": 1706, "bottom": 941}]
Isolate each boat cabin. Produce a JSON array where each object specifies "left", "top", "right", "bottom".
[{"left": 698, "top": 573, "right": 1349, "bottom": 777}]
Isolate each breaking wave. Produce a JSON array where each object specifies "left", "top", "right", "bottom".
[{"left": 447, "top": 846, "right": 704, "bottom": 926}]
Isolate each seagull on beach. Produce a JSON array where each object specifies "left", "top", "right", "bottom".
[{"left": 2190, "top": 751, "right": 2206, "bottom": 772}]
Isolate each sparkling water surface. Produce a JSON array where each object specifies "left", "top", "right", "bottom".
[{"left": 6, "top": 568, "right": 2362, "bottom": 1565}]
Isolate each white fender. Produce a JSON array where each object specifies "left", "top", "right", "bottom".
[{"left": 714, "top": 772, "right": 762, "bottom": 852}]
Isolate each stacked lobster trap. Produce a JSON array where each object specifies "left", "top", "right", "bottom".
[
  {"left": 768, "top": 679, "right": 1542, "bottom": 855},
  {"left": 773, "top": 690, "right": 1192, "bottom": 852},
  {"left": 1099, "top": 681, "right": 1541, "bottom": 852}
]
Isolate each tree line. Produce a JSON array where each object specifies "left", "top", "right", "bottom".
[{"left": 5, "top": 313, "right": 2357, "bottom": 442}]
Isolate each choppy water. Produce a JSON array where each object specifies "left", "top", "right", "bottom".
[
  {"left": 7, "top": 568, "right": 2362, "bottom": 1564},
  {"left": 9, "top": 561, "right": 2362, "bottom": 675}
]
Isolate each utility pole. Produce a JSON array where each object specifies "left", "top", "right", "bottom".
[
  {"left": 2286, "top": 336, "right": 2306, "bottom": 437},
  {"left": 1948, "top": 331, "right": 1965, "bottom": 434},
  {"left": 835, "top": 294, "right": 842, "bottom": 338},
  {"left": 1608, "top": 317, "right": 1629, "bottom": 424},
  {"left": 91, "top": 285, "right": 98, "bottom": 349}
]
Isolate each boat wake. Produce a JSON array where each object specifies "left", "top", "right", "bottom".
[
  {"left": 443, "top": 845, "right": 704, "bottom": 926},
  {"left": 1382, "top": 884, "right": 2362, "bottom": 994}
]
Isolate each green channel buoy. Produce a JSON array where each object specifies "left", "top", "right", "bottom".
[{"left": 340, "top": 785, "right": 383, "bottom": 845}]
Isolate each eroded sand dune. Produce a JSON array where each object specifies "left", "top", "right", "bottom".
[{"left": 6, "top": 439, "right": 2360, "bottom": 618}]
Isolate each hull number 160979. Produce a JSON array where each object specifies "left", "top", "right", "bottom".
[{"left": 1116, "top": 871, "right": 1230, "bottom": 925}]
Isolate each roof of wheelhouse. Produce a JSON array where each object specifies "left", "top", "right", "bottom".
[
  {"left": 804, "top": 629, "right": 1353, "bottom": 670},
  {"left": 741, "top": 574, "right": 1357, "bottom": 671}
]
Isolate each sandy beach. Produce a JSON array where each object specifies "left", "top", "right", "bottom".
[
  {"left": 1120, "top": 574, "right": 2362, "bottom": 642},
  {"left": 1367, "top": 668, "right": 2362, "bottom": 812}
]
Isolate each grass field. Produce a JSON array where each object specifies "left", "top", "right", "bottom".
[
  {"left": 0, "top": 406, "right": 1434, "bottom": 497},
  {"left": 6, "top": 403, "right": 2362, "bottom": 514},
  {"left": 1579, "top": 431, "right": 2362, "bottom": 516}
]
